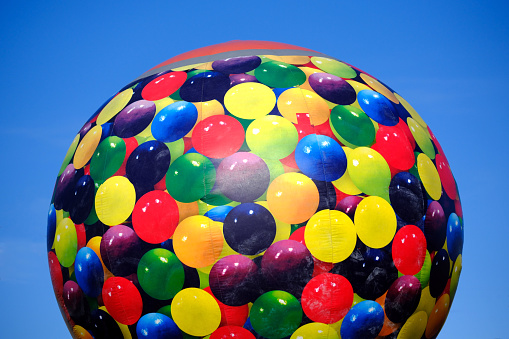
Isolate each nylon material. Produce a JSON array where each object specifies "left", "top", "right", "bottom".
[
  {"left": 398, "top": 311, "right": 427, "bottom": 338},
  {"left": 134, "top": 49, "right": 333, "bottom": 82},
  {"left": 292, "top": 60, "right": 337, "bottom": 336},
  {"left": 196, "top": 62, "right": 227, "bottom": 330},
  {"left": 74, "top": 126, "right": 102, "bottom": 169},
  {"left": 47, "top": 43, "right": 464, "bottom": 339}
]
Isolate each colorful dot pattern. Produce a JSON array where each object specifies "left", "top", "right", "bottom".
[{"left": 48, "top": 41, "right": 463, "bottom": 339}]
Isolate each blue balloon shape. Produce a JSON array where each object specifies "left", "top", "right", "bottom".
[
  {"left": 389, "top": 171, "right": 427, "bottom": 224},
  {"left": 137, "top": 313, "right": 182, "bottom": 339},
  {"left": 268, "top": 88, "right": 291, "bottom": 116},
  {"left": 447, "top": 213, "right": 463, "bottom": 261},
  {"left": 205, "top": 205, "right": 234, "bottom": 222},
  {"left": 212, "top": 56, "right": 262, "bottom": 74},
  {"left": 99, "top": 122, "right": 114, "bottom": 142},
  {"left": 47, "top": 204, "right": 56, "bottom": 251},
  {"left": 69, "top": 175, "right": 95, "bottom": 224},
  {"left": 89, "top": 308, "right": 123, "bottom": 339},
  {"left": 429, "top": 248, "right": 450, "bottom": 298},
  {"left": 295, "top": 134, "right": 347, "bottom": 182},
  {"left": 358, "top": 89, "right": 399, "bottom": 126},
  {"left": 340, "top": 300, "right": 385, "bottom": 339},
  {"left": 75, "top": 247, "right": 104, "bottom": 297},
  {"left": 151, "top": 101, "right": 198, "bottom": 142},
  {"left": 179, "top": 71, "right": 230, "bottom": 102},
  {"left": 223, "top": 203, "right": 277, "bottom": 255},
  {"left": 126, "top": 140, "right": 171, "bottom": 187}
]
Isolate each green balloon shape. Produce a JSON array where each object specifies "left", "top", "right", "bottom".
[
  {"left": 398, "top": 250, "right": 432, "bottom": 289},
  {"left": 254, "top": 61, "right": 306, "bottom": 88},
  {"left": 330, "top": 105, "right": 375, "bottom": 147},
  {"left": 137, "top": 248, "right": 185, "bottom": 300},
  {"left": 201, "top": 186, "right": 232, "bottom": 206},
  {"left": 166, "top": 153, "right": 216, "bottom": 203},
  {"left": 415, "top": 250, "right": 432, "bottom": 288},
  {"left": 250, "top": 290, "right": 303, "bottom": 339},
  {"left": 89, "top": 136, "right": 126, "bottom": 182},
  {"left": 311, "top": 57, "right": 357, "bottom": 78}
]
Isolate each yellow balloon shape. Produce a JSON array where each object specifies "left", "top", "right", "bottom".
[
  {"left": 425, "top": 294, "right": 450, "bottom": 339},
  {"left": 96, "top": 88, "right": 133, "bottom": 126},
  {"left": 279, "top": 55, "right": 311, "bottom": 65},
  {"left": 291, "top": 322, "right": 339, "bottom": 339},
  {"left": 54, "top": 218, "right": 77, "bottom": 268},
  {"left": 194, "top": 99, "right": 225, "bottom": 119},
  {"left": 188, "top": 100, "right": 224, "bottom": 137},
  {"left": 359, "top": 73, "right": 399, "bottom": 104},
  {"left": 332, "top": 147, "right": 362, "bottom": 195},
  {"left": 95, "top": 176, "right": 136, "bottom": 226},
  {"left": 347, "top": 147, "right": 391, "bottom": 200},
  {"left": 450, "top": 254, "right": 462, "bottom": 301},
  {"left": 298, "top": 67, "right": 324, "bottom": 91},
  {"left": 153, "top": 97, "right": 176, "bottom": 113},
  {"left": 73, "top": 325, "right": 94, "bottom": 339},
  {"left": 246, "top": 115, "right": 298, "bottom": 160},
  {"left": 329, "top": 318, "right": 343, "bottom": 338},
  {"left": 172, "top": 215, "right": 224, "bottom": 268},
  {"left": 397, "top": 311, "right": 427, "bottom": 339},
  {"left": 345, "top": 80, "right": 372, "bottom": 111},
  {"left": 415, "top": 286, "right": 436, "bottom": 317},
  {"left": 417, "top": 153, "right": 442, "bottom": 200},
  {"left": 58, "top": 134, "right": 80, "bottom": 175},
  {"left": 267, "top": 172, "right": 319, "bottom": 224},
  {"left": 354, "top": 196, "right": 396, "bottom": 248},
  {"left": 197, "top": 235, "right": 237, "bottom": 274},
  {"left": 171, "top": 288, "right": 221, "bottom": 336},
  {"left": 224, "top": 82, "right": 275, "bottom": 120},
  {"left": 407, "top": 118, "right": 435, "bottom": 160},
  {"left": 73, "top": 125, "right": 102, "bottom": 169},
  {"left": 396, "top": 93, "right": 428, "bottom": 129},
  {"left": 305, "top": 209, "right": 357, "bottom": 263},
  {"left": 277, "top": 88, "right": 330, "bottom": 125}
]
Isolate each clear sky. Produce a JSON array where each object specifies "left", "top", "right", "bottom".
[{"left": 1, "top": 1, "right": 508, "bottom": 338}]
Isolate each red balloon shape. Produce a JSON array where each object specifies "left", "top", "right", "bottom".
[
  {"left": 392, "top": 225, "right": 427, "bottom": 275},
  {"left": 288, "top": 226, "right": 306, "bottom": 245},
  {"left": 210, "top": 326, "right": 255, "bottom": 339},
  {"left": 192, "top": 115, "right": 245, "bottom": 158},
  {"left": 301, "top": 273, "right": 353, "bottom": 324},
  {"left": 435, "top": 153, "right": 458, "bottom": 200},
  {"left": 396, "top": 118, "right": 416, "bottom": 150},
  {"left": 204, "top": 287, "right": 250, "bottom": 328},
  {"left": 132, "top": 190, "right": 179, "bottom": 244},
  {"left": 312, "top": 257, "right": 335, "bottom": 277},
  {"left": 102, "top": 277, "right": 143, "bottom": 325},
  {"left": 372, "top": 125, "right": 415, "bottom": 171},
  {"left": 76, "top": 223, "right": 86, "bottom": 251},
  {"left": 141, "top": 71, "right": 187, "bottom": 101},
  {"left": 48, "top": 251, "right": 64, "bottom": 298},
  {"left": 114, "top": 137, "right": 139, "bottom": 177},
  {"left": 428, "top": 126, "right": 444, "bottom": 155},
  {"left": 280, "top": 113, "right": 314, "bottom": 169}
]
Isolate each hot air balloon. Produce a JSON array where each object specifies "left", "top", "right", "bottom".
[{"left": 47, "top": 40, "right": 463, "bottom": 339}]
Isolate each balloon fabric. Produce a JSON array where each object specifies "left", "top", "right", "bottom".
[{"left": 47, "top": 40, "right": 463, "bottom": 339}]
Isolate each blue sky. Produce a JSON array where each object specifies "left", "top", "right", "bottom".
[{"left": 1, "top": 0, "right": 508, "bottom": 338}]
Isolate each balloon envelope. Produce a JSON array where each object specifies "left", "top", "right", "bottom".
[{"left": 48, "top": 40, "right": 463, "bottom": 339}]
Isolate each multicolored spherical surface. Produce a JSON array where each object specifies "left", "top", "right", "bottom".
[{"left": 47, "top": 40, "right": 463, "bottom": 339}]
